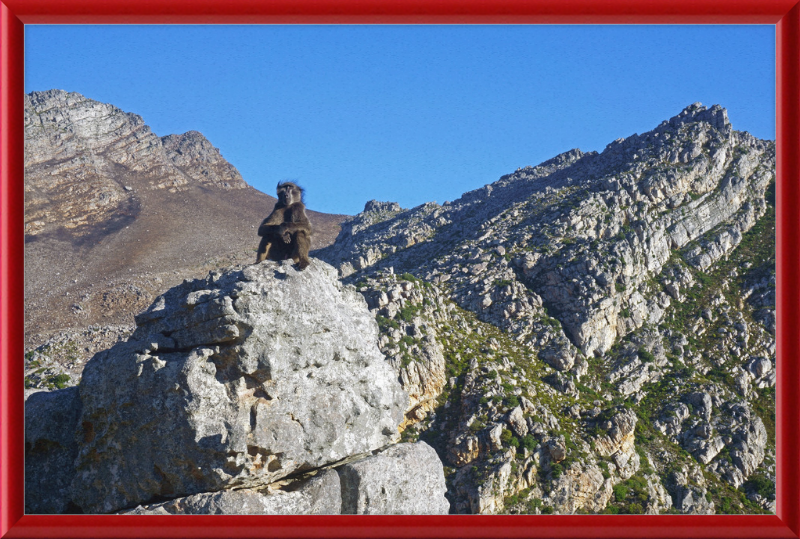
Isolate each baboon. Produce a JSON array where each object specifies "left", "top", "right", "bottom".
[{"left": 255, "top": 182, "right": 312, "bottom": 269}]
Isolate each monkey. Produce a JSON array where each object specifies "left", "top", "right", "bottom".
[{"left": 255, "top": 181, "right": 312, "bottom": 269}]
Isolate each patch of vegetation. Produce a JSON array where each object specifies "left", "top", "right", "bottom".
[
  {"left": 376, "top": 315, "right": 399, "bottom": 331},
  {"left": 397, "top": 303, "right": 423, "bottom": 322},
  {"left": 598, "top": 460, "right": 610, "bottom": 480},
  {"left": 469, "top": 420, "right": 486, "bottom": 433},
  {"left": 743, "top": 474, "right": 775, "bottom": 500},
  {"left": 500, "top": 428, "right": 514, "bottom": 445},
  {"left": 637, "top": 347, "right": 655, "bottom": 363},
  {"left": 751, "top": 386, "right": 776, "bottom": 442},
  {"left": 521, "top": 435, "right": 537, "bottom": 452},
  {"left": 48, "top": 374, "right": 71, "bottom": 389},
  {"left": 608, "top": 474, "right": 651, "bottom": 513}
]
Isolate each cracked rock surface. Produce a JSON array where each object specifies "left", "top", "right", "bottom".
[{"left": 68, "top": 259, "right": 408, "bottom": 513}]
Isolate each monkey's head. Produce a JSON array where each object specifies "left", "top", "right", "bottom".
[{"left": 276, "top": 182, "right": 304, "bottom": 206}]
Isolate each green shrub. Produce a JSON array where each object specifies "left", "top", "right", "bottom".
[
  {"left": 626, "top": 476, "right": 649, "bottom": 503},
  {"left": 500, "top": 429, "right": 514, "bottom": 445},
  {"left": 376, "top": 315, "right": 399, "bottom": 331},
  {"left": 626, "top": 502, "right": 644, "bottom": 514},
  {"left": 400, "top": 335, "right": 415, "bottom": 347},
  {"left": 744, "top": 474, "right": 775, "bottom": 500},
  {"left": 398, "top": 304, "right": 422, "bottom": 322},
  {"left": 48, "top": 374, "right": 71, "bottom": 389},
  {"left": 469, "top": 420, "right": 485, "bottom": 432},
  {"left": 637, "top": 347, "right": 655, "bottom": 363},
  {"left": 521, "top": 435, "right": 537, "bottom": 452},
  {"left": 720, "top": 497, "right": 732, "bottom": 513},
  {"left": 598, "top": 460, "right": 610, "bottom": 479},
  {"left": 613, "top": 483, "right": 629, "bottom": 502},
  {"left": 528, "top": 498, "right": 543, "bottom": 512}
]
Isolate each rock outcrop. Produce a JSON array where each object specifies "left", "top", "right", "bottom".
[
  {"left": 121, "top": 442, "right": 449, "bottom": 515},
  {"left": 338, "top": 442, "right": 449, "bottom": 514},
  {"left": 24, "top": 387, "right": 82, "bottom": 514},
  {"left": 27, "top": 259, "right": 450, "bottom": 515},
  {"left": 70, "top": 259, "right": 406, "bottom": 513},
  {"left": 122, "top": 469, "right": 343, "bottom": 515}
]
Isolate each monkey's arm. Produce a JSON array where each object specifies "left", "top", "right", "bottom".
[
  {"left": 257, "top": 209, "right": 285, "bottom": 236},
  {"left": 278, "top": 207, "right": 312, "bottom": 242},
  {"left": 280, "top": 222, "right": 312, "bottom": 235}
]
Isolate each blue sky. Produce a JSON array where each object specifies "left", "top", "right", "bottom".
[{"left": 25, "top": 25, "right": 775, "bottom": 215}]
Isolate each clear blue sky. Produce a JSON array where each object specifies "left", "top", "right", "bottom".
[{"left": 25, "top": 25, "right": 775, "bottom": 216}]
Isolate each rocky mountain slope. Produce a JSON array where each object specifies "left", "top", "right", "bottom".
[
  {"left": 23, "top": 90, "right": 346, "bottom": 383},
  {"left": 315, "top": 103, "right": 775, "bottom": 515},
  {"left": 25, "top": 101, "right": 775, "bottom": 515}
]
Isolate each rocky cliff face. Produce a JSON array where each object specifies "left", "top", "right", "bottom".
[
  {"left": 26, "top": 260, "right": 448, "bottom": 515},
  {"left": 24, "top": 89, "right": 248, "bottom": 240},
  {"left": 316, "top": 103, "right": 775, "bottom": 515}
]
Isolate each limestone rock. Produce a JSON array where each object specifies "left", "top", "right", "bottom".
[
  {"left": 592, "top": 408, "right": 637, "bottom": 459},
  {"left": 161, "top": 131, "right": 248, "bottom": 190},
  {"left": 317, "top": 104, "right": 773, "bottom": 358},
  {"left": 543, "top": 461, "right": 610, "bottom": 514},
  {"left": 683, "top": 391, "right": 713, "bottom": 422},
  {"left": 121, "top": 469, "right": 341, "bottom": 515},
  {"left": 668, "top": 470, "right": 715, "bottom": 514},
  {"left": 70, "top": 259, "right": 408, "bottom": 513},
  {"left": 506, "top": 406, "right": 528, "bottom": 437},
  {"left": 24, "top": 387, "right": 82, "bottom": 514},
  {"left": 337, "top": 442, "right": 450, "bottom": 514},
  {"left": 24, "top": 90, "right": 246, "bottom": 239}
]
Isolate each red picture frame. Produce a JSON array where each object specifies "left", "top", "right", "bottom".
[{"left": 1, "top": 1, "right": 798, "bottom": 537}]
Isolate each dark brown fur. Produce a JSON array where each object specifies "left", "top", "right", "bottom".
[{"left": 255, "top": 182, "right": 312, "bottom": 269}]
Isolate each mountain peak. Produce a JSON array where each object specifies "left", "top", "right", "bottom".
[
  {"left": 161, "top": 130, "right": 247, "bottom": 189},
  {"left": 665, "top": 102, "right": 730, "bottom": 132}
]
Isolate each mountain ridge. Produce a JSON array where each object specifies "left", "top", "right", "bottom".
[
  {"left": 314, "top": 101, "right": 775, "bottom": 514},
  {"left": 24, "top": 98, "right": 776, "bottom": 515}
]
